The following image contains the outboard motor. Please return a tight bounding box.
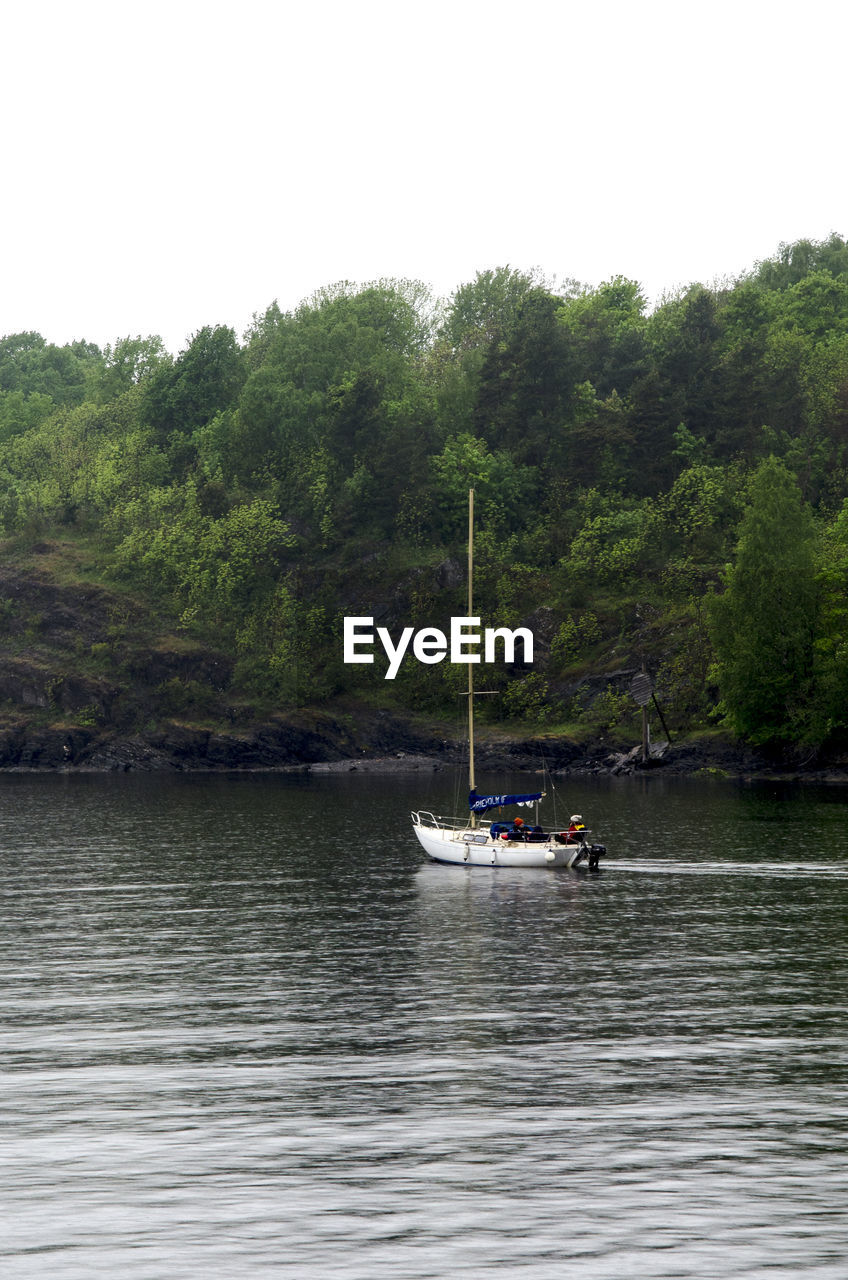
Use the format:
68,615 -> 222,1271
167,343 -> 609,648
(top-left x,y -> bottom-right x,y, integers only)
587,842 -> 606,871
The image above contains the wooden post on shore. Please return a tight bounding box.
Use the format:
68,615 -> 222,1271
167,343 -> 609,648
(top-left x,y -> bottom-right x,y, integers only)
629,669 -> 652,764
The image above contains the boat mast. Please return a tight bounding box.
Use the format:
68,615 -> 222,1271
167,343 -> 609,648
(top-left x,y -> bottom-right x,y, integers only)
468,488 -> 476,827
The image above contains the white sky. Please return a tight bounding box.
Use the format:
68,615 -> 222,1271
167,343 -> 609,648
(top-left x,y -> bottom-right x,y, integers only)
2,0 -> 845,354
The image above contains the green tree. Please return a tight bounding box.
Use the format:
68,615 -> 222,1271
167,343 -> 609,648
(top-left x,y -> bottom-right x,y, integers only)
142,325 -> 246,442
428,432 -> 535,538
99,335 -> 167,400
802,502 -> 848,746
646,285 -> 723,459
439,266 -> 548,352
557,276 -> 648,398
473,287 -> 576,471
751,234 -> 848,292
708,457 -> 817,744
0,331 -> 104,406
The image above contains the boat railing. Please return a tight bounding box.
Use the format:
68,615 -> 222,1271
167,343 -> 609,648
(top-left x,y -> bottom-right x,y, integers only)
411,810 -> 467,831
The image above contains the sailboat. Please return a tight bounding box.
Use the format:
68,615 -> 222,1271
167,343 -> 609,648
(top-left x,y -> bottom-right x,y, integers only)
411,490 -> 606,870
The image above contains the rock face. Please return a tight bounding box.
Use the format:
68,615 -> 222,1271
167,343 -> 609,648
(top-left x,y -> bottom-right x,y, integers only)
0,553 -> 240,767
0,711 -> 455,772
0,552 -> 475,772
0,550 -> 843,779
0,552 -> 458,771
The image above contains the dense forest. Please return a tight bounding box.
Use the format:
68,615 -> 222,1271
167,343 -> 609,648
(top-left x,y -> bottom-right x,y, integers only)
2,233 -> 848,766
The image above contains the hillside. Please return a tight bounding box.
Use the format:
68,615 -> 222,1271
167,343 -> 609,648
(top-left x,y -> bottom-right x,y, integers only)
0,536 -> 838,782
0,539 -> 443,770
2,237 -> 848,772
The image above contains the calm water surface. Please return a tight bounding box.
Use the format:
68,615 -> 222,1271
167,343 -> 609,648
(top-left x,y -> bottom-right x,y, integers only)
1,769 -> 847,1277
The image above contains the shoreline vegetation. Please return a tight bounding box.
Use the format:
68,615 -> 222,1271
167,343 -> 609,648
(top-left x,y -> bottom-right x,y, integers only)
3,238 -> 848,776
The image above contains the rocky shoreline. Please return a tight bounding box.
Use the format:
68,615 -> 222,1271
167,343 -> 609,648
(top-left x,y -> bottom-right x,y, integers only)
0,710 -> 846,784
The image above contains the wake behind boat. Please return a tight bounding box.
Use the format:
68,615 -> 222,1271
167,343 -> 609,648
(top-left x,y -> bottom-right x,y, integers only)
411,488 -> 607,871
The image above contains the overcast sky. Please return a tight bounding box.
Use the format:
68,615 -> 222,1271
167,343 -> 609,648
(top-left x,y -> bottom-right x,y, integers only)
3,0 -> 845,354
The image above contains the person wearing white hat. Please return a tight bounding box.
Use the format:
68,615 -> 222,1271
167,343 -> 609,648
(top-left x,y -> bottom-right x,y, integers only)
567,814 -> 586,842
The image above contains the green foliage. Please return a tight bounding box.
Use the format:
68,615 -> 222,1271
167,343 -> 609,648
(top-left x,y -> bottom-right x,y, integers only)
751,234 -> 848,291
99,336 -> 167,401
804,502 -> 848,745
0,332 -> 105,406
567,683 -> 635,735
232,579 -> 337,706
439,266 -> 549,352
429,433 -> 535,539
658,463 -> 744,583
3,242 -> 848,747
142,325 -> 246,447
0,389 -> 57,443
551,611 -> 601,666
474,287 -> 577,470
558,276 -> 648,398
112,483 -> 295,627
565,491 -> 662,586
501,673 -> 552,723
707,458 -> 817,744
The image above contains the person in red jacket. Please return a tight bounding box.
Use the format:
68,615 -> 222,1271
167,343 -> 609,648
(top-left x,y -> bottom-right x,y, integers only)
566,814 -> 586,843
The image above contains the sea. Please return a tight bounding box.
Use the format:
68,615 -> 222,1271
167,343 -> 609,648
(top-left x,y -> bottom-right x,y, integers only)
1,767 -> 847,1278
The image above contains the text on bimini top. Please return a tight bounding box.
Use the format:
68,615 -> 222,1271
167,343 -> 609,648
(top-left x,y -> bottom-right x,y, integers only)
343,616 -> 534,680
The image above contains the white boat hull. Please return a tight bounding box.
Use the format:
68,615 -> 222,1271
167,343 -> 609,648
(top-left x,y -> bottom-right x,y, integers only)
412,813 -> 594,869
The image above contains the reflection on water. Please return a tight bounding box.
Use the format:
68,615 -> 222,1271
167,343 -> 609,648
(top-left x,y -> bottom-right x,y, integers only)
0,771 -> 847,1277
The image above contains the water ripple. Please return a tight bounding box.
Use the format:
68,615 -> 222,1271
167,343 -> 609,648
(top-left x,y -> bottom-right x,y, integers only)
0,773 -> 847,1277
